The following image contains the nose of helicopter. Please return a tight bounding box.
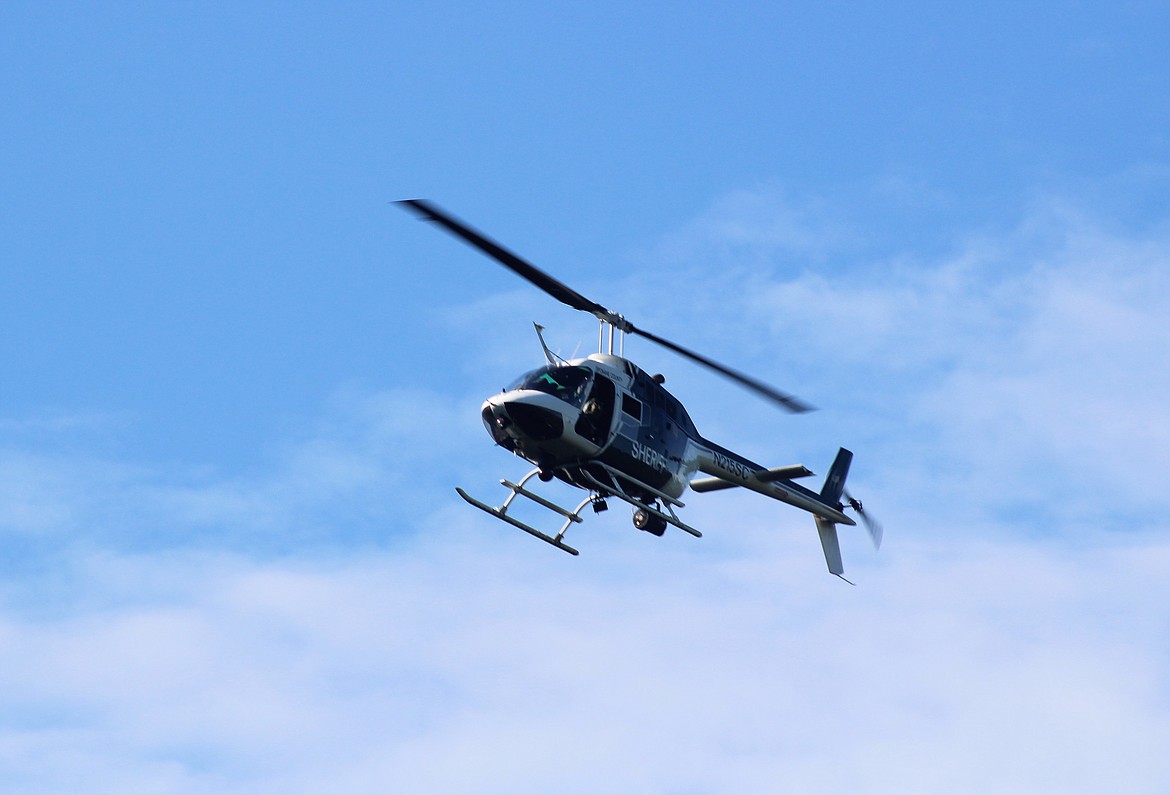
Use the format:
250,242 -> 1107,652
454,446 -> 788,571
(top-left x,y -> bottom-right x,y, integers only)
482,393 -> 566,443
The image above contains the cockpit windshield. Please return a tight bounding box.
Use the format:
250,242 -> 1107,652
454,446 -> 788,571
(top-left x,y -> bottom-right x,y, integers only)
507,365 -> 593,407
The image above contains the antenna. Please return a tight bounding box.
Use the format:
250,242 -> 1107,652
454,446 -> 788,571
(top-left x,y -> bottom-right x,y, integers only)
533,323 -> 565,366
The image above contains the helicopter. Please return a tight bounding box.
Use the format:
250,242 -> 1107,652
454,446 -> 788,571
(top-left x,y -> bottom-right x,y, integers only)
398,199 -> 881,581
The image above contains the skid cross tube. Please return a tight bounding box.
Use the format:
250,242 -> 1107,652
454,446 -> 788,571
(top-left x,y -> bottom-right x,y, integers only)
457,462 -> 706,554
455,468 -> 587,555
577,463 -> 703,539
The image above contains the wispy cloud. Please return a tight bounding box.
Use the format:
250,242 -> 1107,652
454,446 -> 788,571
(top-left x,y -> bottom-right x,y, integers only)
1,529 -> 1167,794
0,386 -> 480,560
2,191 -> 1169,793
626,190 -> 1170,534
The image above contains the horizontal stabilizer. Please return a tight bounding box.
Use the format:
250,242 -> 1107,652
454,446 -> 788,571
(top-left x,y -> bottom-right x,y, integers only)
760,465 -> 815,482
690,465 -> 814,493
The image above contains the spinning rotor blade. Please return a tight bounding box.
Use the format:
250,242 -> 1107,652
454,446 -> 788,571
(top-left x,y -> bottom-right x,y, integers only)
845,489 -> 883,549
629,325 -> 814,413
397,199 -> 620,323
398,199 -> 811,413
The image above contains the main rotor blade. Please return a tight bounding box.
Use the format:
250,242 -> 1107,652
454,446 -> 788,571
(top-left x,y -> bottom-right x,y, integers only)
399,199 -> 812,413
630,325 -> 815,413
397,199 -> 618,321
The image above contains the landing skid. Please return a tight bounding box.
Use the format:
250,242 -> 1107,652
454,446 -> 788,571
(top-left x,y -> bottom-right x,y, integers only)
456,464 -> 702,554
456,468 -> 587,555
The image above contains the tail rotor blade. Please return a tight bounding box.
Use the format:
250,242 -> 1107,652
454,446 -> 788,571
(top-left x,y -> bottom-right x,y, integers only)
845,489 -> 883,549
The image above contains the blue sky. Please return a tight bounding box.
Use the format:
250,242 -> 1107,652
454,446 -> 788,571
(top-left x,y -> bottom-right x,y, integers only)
3,2 -> 1170,792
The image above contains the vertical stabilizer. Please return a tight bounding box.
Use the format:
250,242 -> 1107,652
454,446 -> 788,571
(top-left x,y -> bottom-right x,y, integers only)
820,448 -> 853,506
817,449 -> 856,583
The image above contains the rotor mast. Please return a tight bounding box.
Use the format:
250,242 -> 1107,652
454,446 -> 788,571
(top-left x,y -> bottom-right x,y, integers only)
599,316 -> 626,356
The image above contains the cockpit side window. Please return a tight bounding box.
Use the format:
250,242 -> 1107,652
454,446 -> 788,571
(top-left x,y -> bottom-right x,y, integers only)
621,394 -> 642,420
508,365 -> 594,407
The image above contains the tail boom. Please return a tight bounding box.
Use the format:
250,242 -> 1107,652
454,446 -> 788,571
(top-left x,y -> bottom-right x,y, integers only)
694,442 -> 855,526
694,443 -> 862,578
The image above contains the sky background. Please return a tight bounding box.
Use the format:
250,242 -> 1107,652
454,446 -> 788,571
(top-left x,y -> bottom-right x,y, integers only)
3,2 -> 1170,792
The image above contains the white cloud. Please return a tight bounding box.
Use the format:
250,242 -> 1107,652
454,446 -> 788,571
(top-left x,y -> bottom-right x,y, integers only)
3,191 -> 1170,793
650,187 -> 852,265
0,527 -> 1167,794
631,191 -> 1170,533
0,386 -> 483,554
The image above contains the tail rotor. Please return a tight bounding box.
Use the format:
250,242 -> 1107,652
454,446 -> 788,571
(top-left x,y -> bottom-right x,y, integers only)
845,489 -> 883,550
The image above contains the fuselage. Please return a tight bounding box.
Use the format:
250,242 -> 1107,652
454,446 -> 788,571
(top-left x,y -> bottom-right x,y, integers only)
480,354 -> 702,499
481,354 -> 855,526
